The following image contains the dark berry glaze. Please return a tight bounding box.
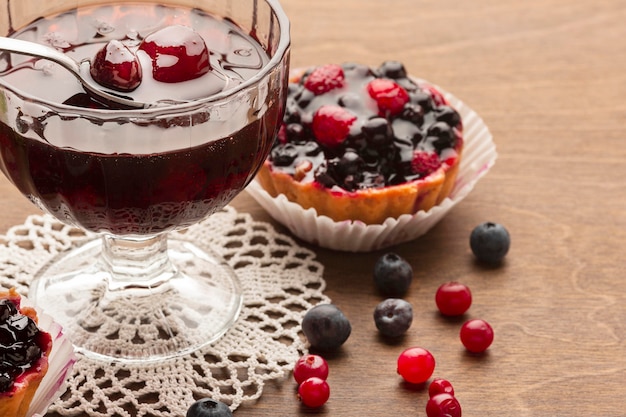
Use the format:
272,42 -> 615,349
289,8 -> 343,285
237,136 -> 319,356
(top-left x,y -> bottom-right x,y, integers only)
0,297 -> 50,393
268,61 -> 462,192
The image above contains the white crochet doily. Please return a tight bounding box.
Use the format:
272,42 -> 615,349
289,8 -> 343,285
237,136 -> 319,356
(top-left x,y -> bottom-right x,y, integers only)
0,206 -> 329,416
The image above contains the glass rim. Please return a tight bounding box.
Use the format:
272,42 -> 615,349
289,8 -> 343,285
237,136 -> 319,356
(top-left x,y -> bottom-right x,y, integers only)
0,0 -> 291,117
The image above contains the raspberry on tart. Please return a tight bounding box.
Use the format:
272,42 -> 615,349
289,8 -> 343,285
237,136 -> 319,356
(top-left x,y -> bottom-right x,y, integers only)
257,61 -> 464,224
0,288 -> 53,417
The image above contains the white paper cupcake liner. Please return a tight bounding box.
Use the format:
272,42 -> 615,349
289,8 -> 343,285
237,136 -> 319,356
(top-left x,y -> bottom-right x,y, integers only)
246,78 -> 497,252
19,297 -> 77,417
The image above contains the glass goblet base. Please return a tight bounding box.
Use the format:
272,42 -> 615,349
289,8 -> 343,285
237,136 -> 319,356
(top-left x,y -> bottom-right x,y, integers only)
29,233 -> 243,363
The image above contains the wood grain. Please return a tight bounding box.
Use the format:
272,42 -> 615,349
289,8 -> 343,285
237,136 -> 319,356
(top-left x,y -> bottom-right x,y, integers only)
1,0 -> 625,415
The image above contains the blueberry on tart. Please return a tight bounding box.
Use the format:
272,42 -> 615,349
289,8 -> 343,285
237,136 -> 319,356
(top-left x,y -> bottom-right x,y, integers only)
0,288 -> 53,417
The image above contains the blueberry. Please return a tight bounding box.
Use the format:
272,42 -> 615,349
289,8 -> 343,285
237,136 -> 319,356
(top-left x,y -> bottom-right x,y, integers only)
0,372 -> 12,392
373,252 -> 413,297
400,102 -> 424,125
342,62 -> 375,78
5,342 -> 28,366
0,324 -> 17,345
7,315 -> 39,340
314,161 -> 337,188
295,87 -> 315,108
270,144 -> 298,166
377,61 -> 407,79
302,304 -> 351,351
435,105 -> 461,126
285,123 -> 305,142
470,222 -> 511,264
426,122 -> 457,151
303,141 -> 322,157
409,90 -> 436,111
373,298 -> 413,338
360,146 -> 382,165
336,150 -> 363,177
5,343 -> 41,367
186,398 -> 233,417
0,300 -> 17,322
362,117 -> 393,147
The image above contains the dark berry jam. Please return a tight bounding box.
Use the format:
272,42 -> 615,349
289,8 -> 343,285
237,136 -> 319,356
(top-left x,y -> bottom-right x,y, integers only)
0,114 -> 279,235
269,62 -> 462,192
0,298 -> 48,393
0,4 -> 282,236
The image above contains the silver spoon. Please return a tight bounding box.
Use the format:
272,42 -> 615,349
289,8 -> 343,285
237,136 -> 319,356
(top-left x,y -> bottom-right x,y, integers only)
0,36 -> 148,109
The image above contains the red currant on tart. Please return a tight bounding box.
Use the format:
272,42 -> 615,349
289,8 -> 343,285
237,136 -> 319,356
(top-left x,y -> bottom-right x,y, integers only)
257,61 -> 463,224
0,288 -> 53,417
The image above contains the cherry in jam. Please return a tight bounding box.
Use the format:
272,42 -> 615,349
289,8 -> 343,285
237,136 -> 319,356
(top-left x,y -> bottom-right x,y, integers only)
90,40 -> 142,91
0,4 -> 279,236
138,25 -> 211,83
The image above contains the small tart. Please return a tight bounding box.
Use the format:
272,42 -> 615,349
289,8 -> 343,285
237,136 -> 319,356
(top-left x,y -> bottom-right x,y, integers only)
0,288 -> 52,417
257,62 -> 463,224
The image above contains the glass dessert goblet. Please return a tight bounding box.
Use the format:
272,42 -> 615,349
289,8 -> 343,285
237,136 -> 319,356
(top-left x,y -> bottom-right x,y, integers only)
0,0 -> 290,363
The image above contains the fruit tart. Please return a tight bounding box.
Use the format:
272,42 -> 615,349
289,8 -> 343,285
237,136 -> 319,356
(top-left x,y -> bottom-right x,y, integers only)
0,288 -> 53,417
256,61 -> 463,224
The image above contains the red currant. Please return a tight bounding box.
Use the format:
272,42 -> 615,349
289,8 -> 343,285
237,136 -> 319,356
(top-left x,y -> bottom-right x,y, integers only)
297,377 -> 330,408
396,347 -> 435,384
460,319 -> 494,353
428,378 -> 455,397
293,354 -> 329,385
426,393 -> 462,417
435,282 -> 472,316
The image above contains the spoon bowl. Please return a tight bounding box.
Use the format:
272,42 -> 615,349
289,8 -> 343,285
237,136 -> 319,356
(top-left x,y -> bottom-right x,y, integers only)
0,36 -> 151,109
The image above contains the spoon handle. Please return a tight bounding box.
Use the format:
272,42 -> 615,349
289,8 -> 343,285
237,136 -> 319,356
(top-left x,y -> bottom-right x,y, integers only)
0,36 -> 81,73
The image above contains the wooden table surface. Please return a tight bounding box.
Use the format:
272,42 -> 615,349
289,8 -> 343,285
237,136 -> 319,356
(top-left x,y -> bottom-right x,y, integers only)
1,0 -> 626,416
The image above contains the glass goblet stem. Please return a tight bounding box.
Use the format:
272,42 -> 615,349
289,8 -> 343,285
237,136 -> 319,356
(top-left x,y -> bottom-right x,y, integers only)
100,234 -> 176,291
